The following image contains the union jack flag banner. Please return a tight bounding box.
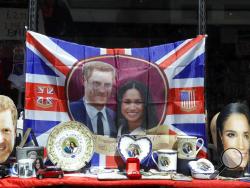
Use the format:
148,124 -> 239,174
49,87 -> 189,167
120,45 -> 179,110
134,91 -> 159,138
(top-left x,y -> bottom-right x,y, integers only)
25,31 -> 206,167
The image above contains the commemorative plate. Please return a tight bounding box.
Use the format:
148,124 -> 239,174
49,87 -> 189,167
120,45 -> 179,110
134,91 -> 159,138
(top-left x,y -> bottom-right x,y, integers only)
117,135 -> 152,165
47,121 -> 95,171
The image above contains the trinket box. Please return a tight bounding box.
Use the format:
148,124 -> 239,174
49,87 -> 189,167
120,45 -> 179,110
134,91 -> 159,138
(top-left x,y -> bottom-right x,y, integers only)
126,157 -> 141,179
189,158 -> 215,179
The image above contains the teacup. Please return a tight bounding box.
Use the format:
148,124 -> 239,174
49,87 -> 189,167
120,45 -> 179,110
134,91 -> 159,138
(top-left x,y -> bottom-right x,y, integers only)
177,135 -> 204,159
151,149 -> 177,172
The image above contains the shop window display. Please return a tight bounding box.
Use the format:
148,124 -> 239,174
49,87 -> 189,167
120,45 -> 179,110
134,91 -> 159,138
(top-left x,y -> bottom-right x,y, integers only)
1,0 -> 250,186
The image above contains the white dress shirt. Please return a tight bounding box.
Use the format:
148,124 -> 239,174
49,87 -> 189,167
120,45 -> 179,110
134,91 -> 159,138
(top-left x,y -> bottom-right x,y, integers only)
85,102 -> 110,135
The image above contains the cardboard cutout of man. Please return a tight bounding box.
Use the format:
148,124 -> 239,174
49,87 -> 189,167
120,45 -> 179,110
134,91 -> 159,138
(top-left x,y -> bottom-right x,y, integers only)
69,61 -> 117,137
0,95 -> 17,163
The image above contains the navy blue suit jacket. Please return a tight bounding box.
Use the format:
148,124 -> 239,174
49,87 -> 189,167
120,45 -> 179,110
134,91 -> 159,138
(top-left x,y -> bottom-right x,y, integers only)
64,146 -> 72,154
69,98 -> 117,138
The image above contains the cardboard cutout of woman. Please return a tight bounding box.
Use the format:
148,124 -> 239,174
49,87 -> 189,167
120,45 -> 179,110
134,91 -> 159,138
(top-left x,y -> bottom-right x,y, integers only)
216,102 -> 250,177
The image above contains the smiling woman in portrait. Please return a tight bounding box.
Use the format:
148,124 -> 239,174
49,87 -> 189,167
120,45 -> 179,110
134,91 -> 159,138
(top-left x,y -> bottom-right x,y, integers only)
117,80 -> 158,137
33,157 -> 44,172
216,102 -> 250,177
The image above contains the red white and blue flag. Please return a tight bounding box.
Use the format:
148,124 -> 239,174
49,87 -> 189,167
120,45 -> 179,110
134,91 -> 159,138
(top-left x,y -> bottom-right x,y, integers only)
25,31 -> 206,167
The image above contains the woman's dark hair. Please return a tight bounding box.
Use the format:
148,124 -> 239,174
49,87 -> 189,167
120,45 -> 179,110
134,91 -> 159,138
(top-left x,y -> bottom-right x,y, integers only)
70,141 -> 77,147
33,157 -> 44,170
117,80 -> 158,134
216,102 -> 250,159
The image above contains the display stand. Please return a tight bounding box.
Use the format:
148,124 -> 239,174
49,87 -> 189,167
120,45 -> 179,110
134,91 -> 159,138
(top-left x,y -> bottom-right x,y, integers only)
18,128 -> 39,148
1,177 -> 250,188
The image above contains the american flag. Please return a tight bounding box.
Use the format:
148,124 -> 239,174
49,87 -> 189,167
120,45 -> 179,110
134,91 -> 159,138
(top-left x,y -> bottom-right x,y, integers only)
180,90 -> 196,112
25,31 -> 206,167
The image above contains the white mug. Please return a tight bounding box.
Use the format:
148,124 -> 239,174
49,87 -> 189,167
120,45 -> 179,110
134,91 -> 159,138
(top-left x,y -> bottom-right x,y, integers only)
177,135 -> 204,159
151,149 -> 177,172
12,159 -> 35,178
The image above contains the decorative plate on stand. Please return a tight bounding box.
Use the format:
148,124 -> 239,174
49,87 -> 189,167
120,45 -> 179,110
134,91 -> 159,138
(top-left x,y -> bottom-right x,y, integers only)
117,135 -> 152,164
47,121 -> 95,171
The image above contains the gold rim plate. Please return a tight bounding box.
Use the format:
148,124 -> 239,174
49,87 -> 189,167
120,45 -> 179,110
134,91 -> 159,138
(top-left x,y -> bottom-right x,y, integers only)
47,121 -> 95,171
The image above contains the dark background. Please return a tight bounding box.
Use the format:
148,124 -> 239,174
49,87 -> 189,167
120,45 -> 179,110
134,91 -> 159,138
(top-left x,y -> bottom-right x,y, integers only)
1,0 -> 250,147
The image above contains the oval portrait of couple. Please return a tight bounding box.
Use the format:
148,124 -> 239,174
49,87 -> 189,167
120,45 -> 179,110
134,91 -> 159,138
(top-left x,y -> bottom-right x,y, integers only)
66,55 -> 168,138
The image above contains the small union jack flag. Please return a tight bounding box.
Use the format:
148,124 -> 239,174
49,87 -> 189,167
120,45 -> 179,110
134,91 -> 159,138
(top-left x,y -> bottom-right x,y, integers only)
36,86 -> 54,108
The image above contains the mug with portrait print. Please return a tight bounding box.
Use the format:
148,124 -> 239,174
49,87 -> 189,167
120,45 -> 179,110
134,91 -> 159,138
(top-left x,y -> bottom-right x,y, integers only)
16,146 -> 44,161
177,135 -> 204,160
11,159 -> 35,178
151,149 -> 177,172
